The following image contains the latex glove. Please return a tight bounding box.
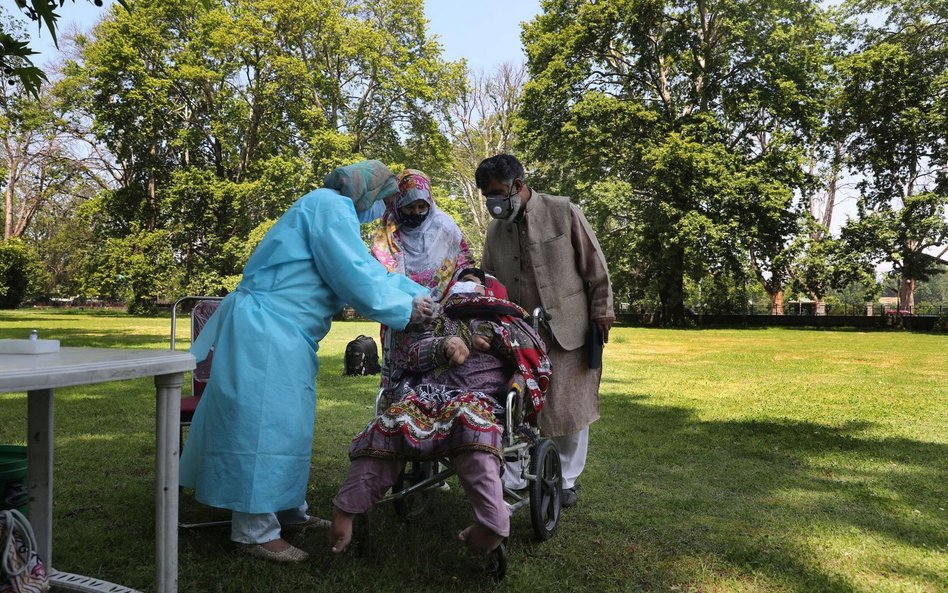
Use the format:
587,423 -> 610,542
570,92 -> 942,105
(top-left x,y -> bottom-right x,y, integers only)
409,294 -> 436,325
594,317 -> 614,344
442,337 -> 470,366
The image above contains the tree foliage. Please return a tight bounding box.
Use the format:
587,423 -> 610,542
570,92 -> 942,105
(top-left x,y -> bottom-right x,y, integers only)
45,0 -> 461,309
838,0 -> 948,310
518,0 -> 831,323
2,0 -> 946,316
0,236 -> 44,307
0,1 -> 130,97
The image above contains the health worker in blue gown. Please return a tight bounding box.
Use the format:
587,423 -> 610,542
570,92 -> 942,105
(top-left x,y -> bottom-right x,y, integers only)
179,160 -> 435,563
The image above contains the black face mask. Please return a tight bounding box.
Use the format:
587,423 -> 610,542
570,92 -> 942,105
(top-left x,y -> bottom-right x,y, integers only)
400,210 -> 429,228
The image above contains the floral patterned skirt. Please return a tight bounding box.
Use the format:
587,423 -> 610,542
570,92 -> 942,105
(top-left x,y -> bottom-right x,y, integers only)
349,384 -> 504,461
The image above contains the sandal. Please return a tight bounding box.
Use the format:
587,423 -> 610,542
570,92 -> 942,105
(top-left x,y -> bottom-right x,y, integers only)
282,515 -> 331,533
243,543 -> 309,563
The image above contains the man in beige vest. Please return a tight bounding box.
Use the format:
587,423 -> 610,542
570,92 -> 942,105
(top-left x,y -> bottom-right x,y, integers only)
477,154 -> 614,507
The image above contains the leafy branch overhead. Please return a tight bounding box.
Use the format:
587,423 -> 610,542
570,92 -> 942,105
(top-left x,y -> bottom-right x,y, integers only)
1,1 -> 131,96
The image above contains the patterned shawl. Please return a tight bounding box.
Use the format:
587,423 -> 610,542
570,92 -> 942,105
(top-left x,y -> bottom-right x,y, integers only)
371,169 -> 472,299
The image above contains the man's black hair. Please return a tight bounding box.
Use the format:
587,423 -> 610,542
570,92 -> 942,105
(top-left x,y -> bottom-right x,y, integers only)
475,154 -> 525,189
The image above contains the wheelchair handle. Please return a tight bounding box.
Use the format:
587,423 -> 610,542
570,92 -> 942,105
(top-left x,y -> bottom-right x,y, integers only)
530,307 -> 550,332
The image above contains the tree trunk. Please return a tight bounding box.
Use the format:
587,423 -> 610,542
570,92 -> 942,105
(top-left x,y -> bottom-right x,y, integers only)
148,143 -> 158,231
769,289 -> 784,315
658,246 -> 685,325
3,148 -> 19,240
4,179 -> 13,240
898,277 -> 915,313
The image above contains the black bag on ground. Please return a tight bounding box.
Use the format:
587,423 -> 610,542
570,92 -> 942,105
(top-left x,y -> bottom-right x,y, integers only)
344,335 -> 381,376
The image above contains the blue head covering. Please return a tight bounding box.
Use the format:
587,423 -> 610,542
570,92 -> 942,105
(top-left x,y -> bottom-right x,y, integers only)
323,160 -> 398,212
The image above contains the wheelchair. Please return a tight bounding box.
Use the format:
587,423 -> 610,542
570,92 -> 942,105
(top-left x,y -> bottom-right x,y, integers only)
371,307 -> 562,580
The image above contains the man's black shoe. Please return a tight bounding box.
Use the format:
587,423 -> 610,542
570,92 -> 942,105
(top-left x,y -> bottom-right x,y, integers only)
561,487 -> 578,507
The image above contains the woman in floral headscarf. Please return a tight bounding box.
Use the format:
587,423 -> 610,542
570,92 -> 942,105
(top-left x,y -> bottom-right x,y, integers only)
371,169 -> 473,388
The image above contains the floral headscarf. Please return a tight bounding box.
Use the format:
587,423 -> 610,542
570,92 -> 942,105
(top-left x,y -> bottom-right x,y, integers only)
371,169 -> 472,300
323,160 -> 397,212
392,169 -> 433,224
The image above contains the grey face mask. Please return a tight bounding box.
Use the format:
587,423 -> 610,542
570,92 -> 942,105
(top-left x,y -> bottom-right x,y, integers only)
485,184 -> 521,221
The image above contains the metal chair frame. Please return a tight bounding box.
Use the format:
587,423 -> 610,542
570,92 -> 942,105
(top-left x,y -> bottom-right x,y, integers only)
170,295 -> 228,529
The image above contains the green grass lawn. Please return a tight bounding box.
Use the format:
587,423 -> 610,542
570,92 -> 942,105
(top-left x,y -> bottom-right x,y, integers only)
0,310 -> 945,593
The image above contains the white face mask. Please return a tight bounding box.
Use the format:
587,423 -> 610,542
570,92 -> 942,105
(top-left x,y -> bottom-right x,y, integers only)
448,281 -> 481,298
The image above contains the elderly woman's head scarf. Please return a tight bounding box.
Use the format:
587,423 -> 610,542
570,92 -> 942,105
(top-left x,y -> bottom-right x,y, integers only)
323,160 -> 397,212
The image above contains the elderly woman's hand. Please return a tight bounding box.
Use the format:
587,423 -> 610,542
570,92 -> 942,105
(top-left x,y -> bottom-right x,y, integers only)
470,321 -> 494,352
442,337 -> 470,366
471,334 -> 491,352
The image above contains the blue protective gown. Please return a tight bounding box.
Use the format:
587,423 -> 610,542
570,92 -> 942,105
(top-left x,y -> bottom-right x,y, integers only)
179,188 -> 426,514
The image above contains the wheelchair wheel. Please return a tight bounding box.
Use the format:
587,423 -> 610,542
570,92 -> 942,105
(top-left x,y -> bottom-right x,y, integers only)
529,438 -> 562,541
392,460 -> 436,520
487,538 -> 508,581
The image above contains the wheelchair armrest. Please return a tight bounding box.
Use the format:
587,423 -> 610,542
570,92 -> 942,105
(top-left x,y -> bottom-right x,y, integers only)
505,390 -> 517,444
504,380 -> 526,434
374,387 -> 387,416
375,380 -> 409,416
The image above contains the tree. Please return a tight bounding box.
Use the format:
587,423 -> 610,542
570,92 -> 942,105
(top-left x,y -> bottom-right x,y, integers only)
788,217 -> 848,315
442,62 -> 527,255
0,78 -> 83,240
55,0 -> 461,309
0,236 -> 44,307
915,261 -> 948,308
840,0 -> 948,312
518,0 -> 831,323
840,195 -> 948,312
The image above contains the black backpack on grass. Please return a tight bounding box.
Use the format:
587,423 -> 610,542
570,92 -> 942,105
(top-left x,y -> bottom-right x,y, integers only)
344,335 -> 381,376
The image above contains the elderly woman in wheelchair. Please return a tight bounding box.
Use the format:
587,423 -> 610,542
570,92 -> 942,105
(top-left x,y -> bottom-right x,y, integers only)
330,270 -> 556,565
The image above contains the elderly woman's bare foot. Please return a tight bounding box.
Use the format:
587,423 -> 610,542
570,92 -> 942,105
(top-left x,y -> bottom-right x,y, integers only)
330,507 -> 354,554
458,523 -> 503,554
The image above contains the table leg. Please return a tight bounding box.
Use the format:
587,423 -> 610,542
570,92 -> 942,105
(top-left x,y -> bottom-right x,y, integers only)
155,372 -> 182,593
26,388 -> 54,568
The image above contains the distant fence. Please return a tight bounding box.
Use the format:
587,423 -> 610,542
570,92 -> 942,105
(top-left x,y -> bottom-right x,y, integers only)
615,301 -> 947,329
21,297 -> 947,330
616,309 -> 944,330
24,297 -> 126,309
743,303 -> 948,317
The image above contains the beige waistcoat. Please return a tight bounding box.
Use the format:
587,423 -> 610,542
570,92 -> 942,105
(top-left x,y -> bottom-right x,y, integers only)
483,192 -> 613,351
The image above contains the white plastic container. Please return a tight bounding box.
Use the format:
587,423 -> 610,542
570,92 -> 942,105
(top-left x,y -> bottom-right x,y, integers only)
0,339 -> 61,354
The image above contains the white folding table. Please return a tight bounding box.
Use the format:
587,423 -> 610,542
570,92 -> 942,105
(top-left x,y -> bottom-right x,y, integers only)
0,347 -> 195,593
